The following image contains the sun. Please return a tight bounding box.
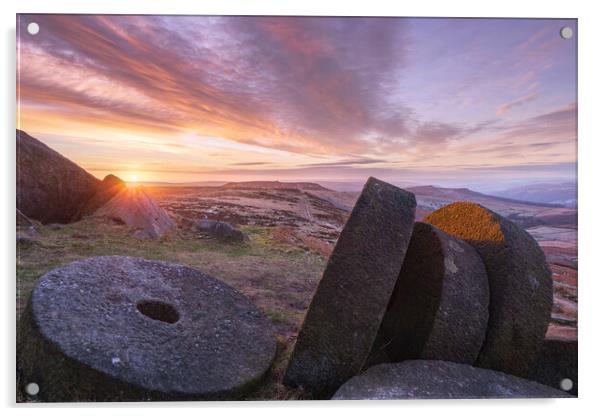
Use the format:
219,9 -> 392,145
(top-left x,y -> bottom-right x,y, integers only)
127,174 -> 140,188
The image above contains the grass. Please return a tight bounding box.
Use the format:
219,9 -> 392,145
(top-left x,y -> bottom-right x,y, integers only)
16,217 -> 328,401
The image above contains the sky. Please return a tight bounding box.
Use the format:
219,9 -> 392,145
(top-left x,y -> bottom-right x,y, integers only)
16,15 -> 577,190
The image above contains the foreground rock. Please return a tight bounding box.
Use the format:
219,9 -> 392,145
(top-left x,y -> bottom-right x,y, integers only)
18,256 -> 276,401
283,177 -> 416,397
93,186 -> 175,239
527,339 -> 577,396
370,222 -> 489,365
424,202 -> 553,377
195,219 -> 249,243
332,361 -> 572,400
16,129 -> 100,224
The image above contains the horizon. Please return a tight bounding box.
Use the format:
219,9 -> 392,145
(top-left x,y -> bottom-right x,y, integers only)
17,15 -> 577,190
126,176 -> 577,194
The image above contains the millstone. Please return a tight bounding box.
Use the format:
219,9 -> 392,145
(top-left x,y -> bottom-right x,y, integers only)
332,361 -> 572,400
283,177 -> 416,397
17,256 -> 277,401
424,202 -> 553,377
369,222 -> 489,365
527,339 -> 577,396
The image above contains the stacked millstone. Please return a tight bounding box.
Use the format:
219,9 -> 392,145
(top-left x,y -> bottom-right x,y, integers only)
423,202 -> 554,377
17,256 -> 276,401
367,222 -> 490,366
283,177 -> 417,398
327,199 -> 564,400
280,178 -> 565,400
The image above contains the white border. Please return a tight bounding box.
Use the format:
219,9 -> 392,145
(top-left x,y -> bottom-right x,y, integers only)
2,1 -> 601,415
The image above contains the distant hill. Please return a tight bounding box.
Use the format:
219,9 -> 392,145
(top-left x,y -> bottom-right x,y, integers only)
407,185 -> 576,228
147,179 -> 576,229
490,182 -> 577,208
314,180 -> 422,192
408,185 -> 564,208
141,181 -> 227,187
220,181 -> 330,192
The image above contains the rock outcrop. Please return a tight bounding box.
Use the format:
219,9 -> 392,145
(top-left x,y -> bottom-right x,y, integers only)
93,186 -> 175,239
81,174 -> 127,216
17,256 -> 277,401
369,222 -> 489,366
332,361 -> 571,399
195,219 -> 249,242
424,202 -> 553,377
283,177 -> 416,397
16,130 -> 172,240
16,129 -> 100,224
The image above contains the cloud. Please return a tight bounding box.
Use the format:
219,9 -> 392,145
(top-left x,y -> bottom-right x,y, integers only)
229,162 -> 271,166
16,15 -> 577,186
18,15 -> 420,156
496,91 -> 539,116
17,15 -> 499,158
413,122 -> 464,144
302,158 -> 388,167
498,102 -> 577,141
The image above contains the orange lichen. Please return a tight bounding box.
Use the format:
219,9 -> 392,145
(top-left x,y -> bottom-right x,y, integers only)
424,201 -> 505,243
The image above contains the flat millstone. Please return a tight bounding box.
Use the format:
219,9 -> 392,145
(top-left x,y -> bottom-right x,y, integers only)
527,339 -> 577,396
283,177 -> 416,397
424,202 -> 553,377
369,222 -> 489,365
332,361 -> 572,399
18,256 -> 276,401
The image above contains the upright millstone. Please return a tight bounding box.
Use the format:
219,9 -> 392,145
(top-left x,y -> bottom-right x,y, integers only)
369,222 -> 489,365
424,202 -> 553,377
17,256 -> 277,401
283,177 -> 416,398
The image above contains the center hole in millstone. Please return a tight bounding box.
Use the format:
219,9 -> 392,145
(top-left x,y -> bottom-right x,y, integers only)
136,300 -> 180,324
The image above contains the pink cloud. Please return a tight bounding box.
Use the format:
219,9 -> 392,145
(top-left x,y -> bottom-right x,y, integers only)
496,91 -> 539,116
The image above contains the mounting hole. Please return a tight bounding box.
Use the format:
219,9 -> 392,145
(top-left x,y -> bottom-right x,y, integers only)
560,26 -> 573,40
25,382 -> 39,396
136,300 -> 180,324
559,378 -> 573,391
27,22 -> 40,36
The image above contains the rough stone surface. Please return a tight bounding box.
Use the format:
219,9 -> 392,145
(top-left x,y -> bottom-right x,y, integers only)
81,174 -> 127,216
17,256 -> 277,401
93,186 -> 176,239
283,177 -> 416,397
424,202 -> 553,377
527,339 -> 577,396
196,219 -> 249,243
369,222 -> 489,365
332,361 -> 572,400
16,129 -> 100,224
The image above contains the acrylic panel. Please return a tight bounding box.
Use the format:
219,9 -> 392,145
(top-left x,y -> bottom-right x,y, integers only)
16,14 -> 577,402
